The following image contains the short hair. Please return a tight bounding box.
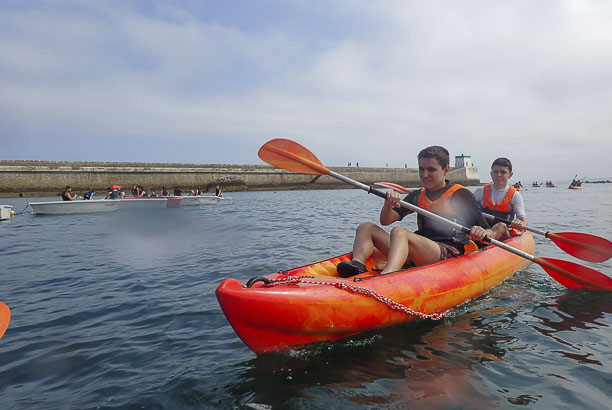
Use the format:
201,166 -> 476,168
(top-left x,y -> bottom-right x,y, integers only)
491,157 -> 512,172
418,146 -> 450,168
65,185 -> 71,189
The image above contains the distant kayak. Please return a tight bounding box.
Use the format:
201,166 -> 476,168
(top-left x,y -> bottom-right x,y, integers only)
217,232 -> 535,354
0,302 -> 10,340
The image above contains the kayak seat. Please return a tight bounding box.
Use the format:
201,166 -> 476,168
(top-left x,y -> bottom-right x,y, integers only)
463,240 -> 479,255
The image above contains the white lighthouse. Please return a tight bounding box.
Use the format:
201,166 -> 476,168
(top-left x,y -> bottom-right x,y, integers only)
455,154 -> 473,168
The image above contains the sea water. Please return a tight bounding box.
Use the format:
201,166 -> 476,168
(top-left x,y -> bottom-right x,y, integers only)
0,186 -> 611,409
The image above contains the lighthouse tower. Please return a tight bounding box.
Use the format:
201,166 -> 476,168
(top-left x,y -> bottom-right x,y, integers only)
455,154 -> 472,168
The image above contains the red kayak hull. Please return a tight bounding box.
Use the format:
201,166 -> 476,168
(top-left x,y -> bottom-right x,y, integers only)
216,232 -> 535,354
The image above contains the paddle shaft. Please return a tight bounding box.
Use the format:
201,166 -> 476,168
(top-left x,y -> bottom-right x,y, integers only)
483,213 -> 545,236
483,213 -> 611,258
259,139 -> 612,291
326,171 -> 547,261
374,181 -> 612,262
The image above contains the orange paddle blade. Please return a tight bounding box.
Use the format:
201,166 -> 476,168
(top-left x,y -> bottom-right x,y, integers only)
0,302 -> 10,340
374,182 -> 412,194
535,257 -> 612,291
258,139 -> 330,175
547,232 -> 612,263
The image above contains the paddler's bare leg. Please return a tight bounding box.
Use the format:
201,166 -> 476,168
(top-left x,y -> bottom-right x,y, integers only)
350,222 -> 391,264
381,227 -> 442,274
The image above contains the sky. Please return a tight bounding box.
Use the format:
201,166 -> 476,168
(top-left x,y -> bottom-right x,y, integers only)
1,0 -> 612,182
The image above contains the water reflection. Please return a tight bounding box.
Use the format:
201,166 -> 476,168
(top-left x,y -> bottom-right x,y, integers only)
529,291 -> 612,366
226,303 -> 532,409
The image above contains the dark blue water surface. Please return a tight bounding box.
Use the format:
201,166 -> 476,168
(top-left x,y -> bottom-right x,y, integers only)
1,186 -> 611,409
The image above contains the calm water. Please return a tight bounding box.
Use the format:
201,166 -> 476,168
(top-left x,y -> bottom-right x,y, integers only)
1,185 -> 611,409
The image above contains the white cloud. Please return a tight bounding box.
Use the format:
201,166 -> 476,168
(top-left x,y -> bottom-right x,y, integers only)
1,0 -> 612,180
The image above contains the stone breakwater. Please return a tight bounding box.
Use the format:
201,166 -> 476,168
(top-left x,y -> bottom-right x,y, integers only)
0,160 -> 481,197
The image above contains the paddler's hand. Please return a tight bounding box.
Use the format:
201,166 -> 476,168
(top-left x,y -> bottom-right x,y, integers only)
509,218 -> 524,230
385,190 -> 402,207
468,226 -> 489,242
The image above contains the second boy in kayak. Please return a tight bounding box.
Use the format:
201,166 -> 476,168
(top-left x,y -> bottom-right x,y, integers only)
473,157 -> 527,241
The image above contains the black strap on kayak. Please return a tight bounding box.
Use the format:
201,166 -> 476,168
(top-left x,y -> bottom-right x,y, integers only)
244,276 -> 271,288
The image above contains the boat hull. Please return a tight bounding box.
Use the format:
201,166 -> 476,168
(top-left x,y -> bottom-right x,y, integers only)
29,200 -> 119,215
199,196 -> 218,205
0,205 -> 12,220
216,232 -> 535,354
178,196 -> 200,206
117,198 -> 167,210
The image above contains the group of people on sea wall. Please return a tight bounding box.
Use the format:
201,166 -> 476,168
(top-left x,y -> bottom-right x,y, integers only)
61,184 -> 224,201
336,145 -> 527,277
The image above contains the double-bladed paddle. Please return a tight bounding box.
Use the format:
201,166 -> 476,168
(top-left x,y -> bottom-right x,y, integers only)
259,138 -> 612,291
374,181 -> 612,263
0,302 -> 10,340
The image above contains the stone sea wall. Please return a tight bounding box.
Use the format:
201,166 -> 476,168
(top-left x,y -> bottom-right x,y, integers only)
0,160 -> 481,197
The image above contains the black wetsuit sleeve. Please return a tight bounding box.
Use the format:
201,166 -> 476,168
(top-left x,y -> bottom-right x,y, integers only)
393,190 -> 419,220
451,188 -> 491,229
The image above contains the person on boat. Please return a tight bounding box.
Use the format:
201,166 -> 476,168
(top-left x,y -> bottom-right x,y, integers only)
83,189 -> 95,200
173,186 -> 183,196
137,186 -> 147,197
194,187 -> 202,196
131,184 -> 138,196
105,185 -> 125,199
61,185 -> 77,201
161,186 -> 169,196
148,190 -> 158,197
215,185 -> 222,197
336,145 -> 494,278
473,158 -> 527,241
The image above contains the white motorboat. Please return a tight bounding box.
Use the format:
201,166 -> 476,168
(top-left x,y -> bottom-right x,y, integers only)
0,205 -> 13,220
116,198 -> 167,210
29,200 -> 119,215
199,196 -> 218,205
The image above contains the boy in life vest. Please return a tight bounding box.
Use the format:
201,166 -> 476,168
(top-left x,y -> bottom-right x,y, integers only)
473,157 -> 527,241
337,145 -> 494,278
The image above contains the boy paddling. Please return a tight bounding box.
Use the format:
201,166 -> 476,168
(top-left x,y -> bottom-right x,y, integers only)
473,158 -> 527,241
337,146 -> 494,278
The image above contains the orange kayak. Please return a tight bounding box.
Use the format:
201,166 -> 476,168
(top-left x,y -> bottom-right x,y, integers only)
216,232 -> 535,354
0,302 -> 10,340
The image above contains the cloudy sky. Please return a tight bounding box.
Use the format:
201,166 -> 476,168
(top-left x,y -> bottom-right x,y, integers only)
1,0 -> 611,181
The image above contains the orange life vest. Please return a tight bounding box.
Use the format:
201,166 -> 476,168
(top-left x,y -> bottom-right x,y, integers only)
417,184 -> 463,213
482,184 -> 515,218
415,184 -> 469,247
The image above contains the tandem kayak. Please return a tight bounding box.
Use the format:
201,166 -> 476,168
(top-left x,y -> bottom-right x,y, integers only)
216,232 -> 535,354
